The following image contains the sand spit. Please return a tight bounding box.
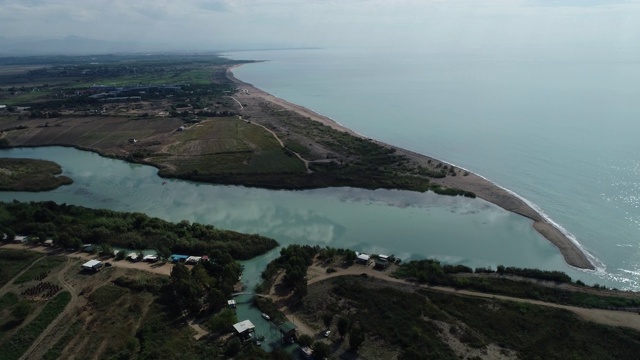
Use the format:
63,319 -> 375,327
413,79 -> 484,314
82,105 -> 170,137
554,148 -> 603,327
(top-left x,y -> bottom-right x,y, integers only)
226,65 -> 594,270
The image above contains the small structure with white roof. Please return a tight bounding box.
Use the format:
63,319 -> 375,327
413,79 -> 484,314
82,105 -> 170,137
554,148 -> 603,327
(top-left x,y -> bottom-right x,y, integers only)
82,259 -> 103,272
356,253 -> 371,265
233,320 -> 255,339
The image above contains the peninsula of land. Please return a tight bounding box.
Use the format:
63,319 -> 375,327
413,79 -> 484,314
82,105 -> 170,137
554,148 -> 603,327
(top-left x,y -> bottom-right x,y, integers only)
0,54 -> 593,270
0,158 -> 72,191
226,66 -> 594,270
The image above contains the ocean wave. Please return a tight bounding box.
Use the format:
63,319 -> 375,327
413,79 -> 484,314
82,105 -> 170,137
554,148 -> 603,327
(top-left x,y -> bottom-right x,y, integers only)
440,163 -> 606,273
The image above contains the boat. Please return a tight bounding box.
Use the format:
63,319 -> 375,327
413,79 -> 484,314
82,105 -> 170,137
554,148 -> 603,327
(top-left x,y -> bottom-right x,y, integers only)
261,313 -> 270,320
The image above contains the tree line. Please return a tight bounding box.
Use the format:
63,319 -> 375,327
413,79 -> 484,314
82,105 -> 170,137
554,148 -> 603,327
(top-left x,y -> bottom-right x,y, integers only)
0,200 -> 278,260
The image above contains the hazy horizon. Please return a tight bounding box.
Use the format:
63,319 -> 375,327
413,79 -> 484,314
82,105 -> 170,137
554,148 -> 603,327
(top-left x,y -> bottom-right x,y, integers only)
1,0 -> 639,55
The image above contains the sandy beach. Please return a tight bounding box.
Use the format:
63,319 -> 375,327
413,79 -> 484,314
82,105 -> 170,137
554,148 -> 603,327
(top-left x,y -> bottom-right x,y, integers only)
226,65 -> 595,270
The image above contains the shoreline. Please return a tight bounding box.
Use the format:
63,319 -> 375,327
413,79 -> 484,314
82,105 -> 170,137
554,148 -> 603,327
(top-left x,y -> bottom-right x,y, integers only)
226,65 -> 595,270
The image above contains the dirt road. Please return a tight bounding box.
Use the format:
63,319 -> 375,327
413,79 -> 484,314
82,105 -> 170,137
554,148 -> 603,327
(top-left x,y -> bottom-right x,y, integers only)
305,262 -> 640,331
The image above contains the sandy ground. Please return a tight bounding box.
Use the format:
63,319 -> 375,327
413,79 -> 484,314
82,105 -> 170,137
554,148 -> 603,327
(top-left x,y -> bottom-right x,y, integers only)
226,65 -> 594,270
1,243 -> 173,276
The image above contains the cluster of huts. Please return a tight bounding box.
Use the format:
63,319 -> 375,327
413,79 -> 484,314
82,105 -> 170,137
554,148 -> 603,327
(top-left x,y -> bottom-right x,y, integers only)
356,252 -> 393,269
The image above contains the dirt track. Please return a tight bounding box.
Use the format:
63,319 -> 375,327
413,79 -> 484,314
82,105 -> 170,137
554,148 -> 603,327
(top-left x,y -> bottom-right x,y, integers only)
304,262 -> 640,331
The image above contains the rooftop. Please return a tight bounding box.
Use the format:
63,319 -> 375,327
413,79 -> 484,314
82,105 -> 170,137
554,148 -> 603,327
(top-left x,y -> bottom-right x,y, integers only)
233,320 -> 255,334
82,259 -> 101,268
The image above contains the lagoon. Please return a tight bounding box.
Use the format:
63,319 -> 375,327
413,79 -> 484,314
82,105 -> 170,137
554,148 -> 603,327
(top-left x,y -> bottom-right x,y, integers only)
0,146 -> 616,289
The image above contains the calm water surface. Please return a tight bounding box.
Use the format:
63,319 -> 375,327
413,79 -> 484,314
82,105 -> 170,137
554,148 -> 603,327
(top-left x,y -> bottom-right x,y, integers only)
229,47 -> 640,290
0,147 -> 617,289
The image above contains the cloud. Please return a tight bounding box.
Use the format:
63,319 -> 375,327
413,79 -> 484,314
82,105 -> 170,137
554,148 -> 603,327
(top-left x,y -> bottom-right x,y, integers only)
0,0 -> 638,51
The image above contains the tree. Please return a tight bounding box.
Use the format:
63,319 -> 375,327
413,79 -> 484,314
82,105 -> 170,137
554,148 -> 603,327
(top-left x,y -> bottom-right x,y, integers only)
225,337 -> 242,357
344,250 -> 356,265
322,313 -> 333,328
3,228 -> 15,242
208,308 -> 237,333
99,243 -> 114,257
12,301 -> 32,322
338,316 -> 350,339
297,334 -> 313,348
156,246 -> 171,261
349,322 -> 365,350
312,341 -> 330,359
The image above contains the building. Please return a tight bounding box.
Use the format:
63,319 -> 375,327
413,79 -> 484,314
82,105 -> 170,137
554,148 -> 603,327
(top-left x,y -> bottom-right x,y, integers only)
227,300 -> 236,309
0,105 -> 7,111
127,253 -> 140,262
82,259 -> 103,272
185,256 -> 202,264
43,239 -> 54,247
356,253 -> 371,265
13,235 -> 28,243
233,320 -> 255,339
278,321 -> 297,343
170,254 -> 189,263
142,254 -> 158,262
374,258 -> 389,269
300,346 -> 313,359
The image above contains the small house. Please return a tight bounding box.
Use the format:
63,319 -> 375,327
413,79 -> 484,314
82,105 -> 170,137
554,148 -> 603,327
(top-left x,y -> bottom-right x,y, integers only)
127,253 -> 140,262
227,300 -> 236,309
374,258 -> 389,269
356,254 -> 371,265
278,321 -> 297,343
43,239 -> 54,247
300,346 -> 313,359
170,254 -> 189,263
185,256 -> 202,264
82,259 -> 103,272
233,320 -> 255,339
13,235 -> 28,243
142,254 -> 158,262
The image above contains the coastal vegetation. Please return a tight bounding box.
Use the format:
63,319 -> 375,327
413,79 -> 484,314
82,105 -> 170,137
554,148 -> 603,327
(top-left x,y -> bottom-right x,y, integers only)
394,259 -> 640,310
253,245 -> 640,359
0,201 -> 278,259
0,158 -> 72,191
304,276 -> 640,360
0,53 -> 475,199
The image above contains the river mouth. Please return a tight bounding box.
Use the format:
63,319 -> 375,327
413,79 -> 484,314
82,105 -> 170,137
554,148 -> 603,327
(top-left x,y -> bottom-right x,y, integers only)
0,146 -> 630,291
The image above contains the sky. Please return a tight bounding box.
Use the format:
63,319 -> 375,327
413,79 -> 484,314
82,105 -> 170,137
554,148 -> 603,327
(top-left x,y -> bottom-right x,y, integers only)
0,0 -> 639,52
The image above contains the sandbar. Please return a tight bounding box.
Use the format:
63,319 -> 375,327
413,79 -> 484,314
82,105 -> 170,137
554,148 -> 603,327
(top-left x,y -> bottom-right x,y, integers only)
226,65 -> 594,270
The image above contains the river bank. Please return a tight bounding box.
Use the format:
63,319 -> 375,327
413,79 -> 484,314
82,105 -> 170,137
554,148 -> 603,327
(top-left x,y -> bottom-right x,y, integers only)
226,65 -> 595,270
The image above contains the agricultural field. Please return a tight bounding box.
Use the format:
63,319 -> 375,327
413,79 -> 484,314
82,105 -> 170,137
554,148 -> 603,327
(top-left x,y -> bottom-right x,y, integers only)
0,53 -> 467,195
0,248 -> 281,360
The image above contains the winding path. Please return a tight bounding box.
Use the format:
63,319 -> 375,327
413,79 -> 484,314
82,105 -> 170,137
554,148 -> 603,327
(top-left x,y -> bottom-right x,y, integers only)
234,110 -> 314,173
305,264 -> 640,332
0,255 -> 45,294
19,257 -> 78,360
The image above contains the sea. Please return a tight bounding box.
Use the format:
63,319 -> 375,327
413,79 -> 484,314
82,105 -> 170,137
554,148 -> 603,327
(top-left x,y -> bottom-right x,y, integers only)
226,46 -> 640,290
1,46 -> 639,293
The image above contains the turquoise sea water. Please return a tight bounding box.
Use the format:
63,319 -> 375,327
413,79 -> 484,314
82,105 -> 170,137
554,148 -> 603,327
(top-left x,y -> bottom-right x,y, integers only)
1,48 -> 638,291
228,47 -> 640,290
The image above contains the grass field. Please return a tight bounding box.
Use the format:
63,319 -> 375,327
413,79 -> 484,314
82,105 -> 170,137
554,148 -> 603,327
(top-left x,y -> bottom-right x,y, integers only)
0,291 -> 71,360
0,250 -> 42,287
153,118 -> 306,175
13,256 -> 65,284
